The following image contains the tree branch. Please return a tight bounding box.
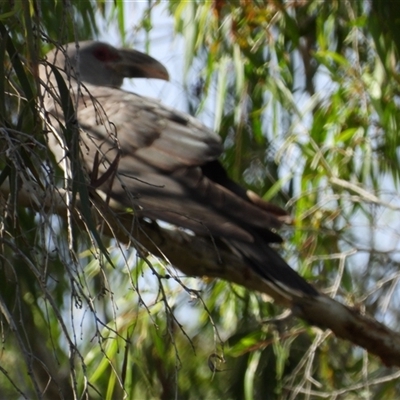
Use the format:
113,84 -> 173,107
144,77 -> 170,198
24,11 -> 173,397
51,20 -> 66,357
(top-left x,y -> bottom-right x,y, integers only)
2,181 -> 400,367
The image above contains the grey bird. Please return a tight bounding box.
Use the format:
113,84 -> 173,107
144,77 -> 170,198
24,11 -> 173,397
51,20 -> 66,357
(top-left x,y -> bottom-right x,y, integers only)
40,41 -> 318,300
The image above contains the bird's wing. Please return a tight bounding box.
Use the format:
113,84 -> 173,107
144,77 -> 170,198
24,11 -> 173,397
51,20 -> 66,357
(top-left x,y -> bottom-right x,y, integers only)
56,85 -> 284,242
79,87 -> 223,170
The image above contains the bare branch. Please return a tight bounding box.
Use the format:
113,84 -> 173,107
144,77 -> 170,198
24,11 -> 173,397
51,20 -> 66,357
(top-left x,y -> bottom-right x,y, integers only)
2,180 -> 400,367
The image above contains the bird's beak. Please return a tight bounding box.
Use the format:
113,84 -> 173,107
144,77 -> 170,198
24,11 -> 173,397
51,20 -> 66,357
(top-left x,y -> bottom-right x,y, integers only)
115,49 -> 169,81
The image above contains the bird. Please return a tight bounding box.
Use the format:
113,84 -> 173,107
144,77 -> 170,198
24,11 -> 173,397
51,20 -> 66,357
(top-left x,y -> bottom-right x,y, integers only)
40,41 -> 319,301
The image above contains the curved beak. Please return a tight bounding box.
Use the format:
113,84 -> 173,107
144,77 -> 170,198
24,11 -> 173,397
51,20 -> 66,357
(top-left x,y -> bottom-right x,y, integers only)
114,49 -> 169,81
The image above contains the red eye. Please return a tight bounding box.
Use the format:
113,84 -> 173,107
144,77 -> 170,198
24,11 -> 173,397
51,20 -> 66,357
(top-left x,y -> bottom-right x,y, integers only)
93,46 -> 120,62
93,48 -> 108,61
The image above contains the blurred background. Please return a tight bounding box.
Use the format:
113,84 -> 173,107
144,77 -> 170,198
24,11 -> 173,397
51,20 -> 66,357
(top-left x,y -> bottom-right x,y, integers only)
1,1 -> 400,399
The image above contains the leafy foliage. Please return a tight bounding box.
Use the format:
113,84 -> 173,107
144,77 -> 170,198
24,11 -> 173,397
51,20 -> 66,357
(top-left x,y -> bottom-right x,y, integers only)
1,1 -> 400,399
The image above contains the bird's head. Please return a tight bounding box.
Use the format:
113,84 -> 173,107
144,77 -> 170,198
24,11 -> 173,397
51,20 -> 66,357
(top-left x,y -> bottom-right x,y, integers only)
46,41 -> 169,87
